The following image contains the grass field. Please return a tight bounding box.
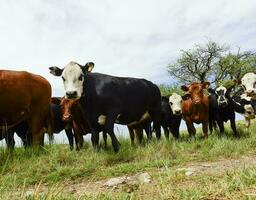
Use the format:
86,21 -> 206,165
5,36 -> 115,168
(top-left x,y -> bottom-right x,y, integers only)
1,121 -> 256,199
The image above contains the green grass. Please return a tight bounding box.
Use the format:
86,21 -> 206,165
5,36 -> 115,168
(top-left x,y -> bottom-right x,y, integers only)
1,121 -> 256,199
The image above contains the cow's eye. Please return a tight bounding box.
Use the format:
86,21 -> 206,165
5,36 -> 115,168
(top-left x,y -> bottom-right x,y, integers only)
78,75 -> 83,81
62,77 -> 66,82
170,102 -> 173,105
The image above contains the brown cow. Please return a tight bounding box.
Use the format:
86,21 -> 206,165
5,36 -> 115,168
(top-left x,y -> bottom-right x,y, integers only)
0,70 -> 52,146
181,82 -> 210,137
56,98 -> 107,150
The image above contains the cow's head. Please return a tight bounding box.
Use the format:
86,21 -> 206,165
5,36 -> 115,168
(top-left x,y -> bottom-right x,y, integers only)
60,98 -> 79,122
49,61 -> 94,99
215,86 -> 229,107
181,82 -> 210,105
169,93 -> 182,115
241,72 -> 256,97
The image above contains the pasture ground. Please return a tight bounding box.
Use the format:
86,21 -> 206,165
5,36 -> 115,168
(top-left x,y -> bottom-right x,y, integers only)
1,121 -> 256,199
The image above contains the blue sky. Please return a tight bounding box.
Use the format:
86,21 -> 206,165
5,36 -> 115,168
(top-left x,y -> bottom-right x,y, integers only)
0,0 -> 255,145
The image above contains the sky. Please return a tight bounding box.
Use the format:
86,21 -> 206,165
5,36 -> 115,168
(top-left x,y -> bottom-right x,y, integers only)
0,0 -> 256,97
0,0 -> 255,145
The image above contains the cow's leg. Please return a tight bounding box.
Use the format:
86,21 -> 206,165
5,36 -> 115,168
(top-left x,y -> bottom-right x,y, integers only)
202,121 -> 208,138
150,105 -> 162,140
245,117 -> 250,129
103,131 -> 108,148
91,130 -> 100,149
153,121 -> 161,140
170,126 -> 180,139
216,120 -> 224,134
72,121 -> 84,150
144,123 -> 152,140
5,131 -> 15,151
230,118 -> 239,137
209,119 -> 213,134
186,121 -> 196,137
105,113 -> 120,152
64,128 -> 74,150
135,128 -> 143,145
128,126 -> 135,146
29,116 -> 45,147
170,118 -> 181,139
162,125 -> 170,141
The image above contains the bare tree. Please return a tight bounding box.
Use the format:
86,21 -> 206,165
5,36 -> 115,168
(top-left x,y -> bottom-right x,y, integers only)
167,41 -> 256,86
167,40 -> 228,84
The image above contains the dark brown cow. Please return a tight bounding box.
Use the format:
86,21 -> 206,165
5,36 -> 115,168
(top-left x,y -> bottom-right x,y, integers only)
181,82 -> 210,137
0,70 -> 52,146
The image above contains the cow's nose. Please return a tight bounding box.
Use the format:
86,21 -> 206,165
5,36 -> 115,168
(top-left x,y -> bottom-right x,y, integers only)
63,114 -> 72,121
66,91 -> 77,99
174,110 -> 181,115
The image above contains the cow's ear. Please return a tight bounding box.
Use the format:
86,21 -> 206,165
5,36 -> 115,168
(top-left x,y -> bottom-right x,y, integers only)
208,88 -> 215,94
84,62 -> 94,73
51,97 -> 62,105
181,85 -> 189,91
202,82 -> 210,89
49,66 -> 63,76
182,93 -> 190,100
234,79 -> 241,84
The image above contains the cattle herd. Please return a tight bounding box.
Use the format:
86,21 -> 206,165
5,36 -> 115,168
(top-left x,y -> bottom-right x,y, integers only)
0,62 -> 256,152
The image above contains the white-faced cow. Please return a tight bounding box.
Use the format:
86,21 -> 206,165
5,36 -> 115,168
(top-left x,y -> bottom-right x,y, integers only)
49,61 -> 162,152
241,72 -> 256,97
160,93 -> 183,139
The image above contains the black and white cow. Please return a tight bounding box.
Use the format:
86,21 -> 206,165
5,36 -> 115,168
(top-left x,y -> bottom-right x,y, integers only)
232,94 -> 256,128
240,72 -> 256,97
160,93 -> 182,140
49,61 -> 162,152
208,86 -> 239,137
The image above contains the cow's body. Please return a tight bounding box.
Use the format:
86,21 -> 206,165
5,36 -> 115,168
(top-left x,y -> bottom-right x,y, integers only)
49,62 -> 162,152
0,70 -> 52,146
232,94 -> 256,128
160,95 -> 182,139
208,86 -> 239,136
181,82 -> 210,137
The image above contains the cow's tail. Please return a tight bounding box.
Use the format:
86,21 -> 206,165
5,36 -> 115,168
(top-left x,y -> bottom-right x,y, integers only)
45,105 -> 54,144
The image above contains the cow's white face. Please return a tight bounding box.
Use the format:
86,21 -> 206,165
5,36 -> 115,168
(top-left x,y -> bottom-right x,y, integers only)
62,62 -> 84,99
49,61 -> 94,99
241,73 -> 256,96
169,93 -> 182,115
215,86 -> 228,106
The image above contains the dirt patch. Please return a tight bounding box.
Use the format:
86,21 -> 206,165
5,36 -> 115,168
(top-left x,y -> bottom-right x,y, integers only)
175,155 -> 256,176
25,155 -> 256,198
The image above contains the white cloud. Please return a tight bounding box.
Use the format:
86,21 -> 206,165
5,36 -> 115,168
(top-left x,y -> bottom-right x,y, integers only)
0,0 -> 255,96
